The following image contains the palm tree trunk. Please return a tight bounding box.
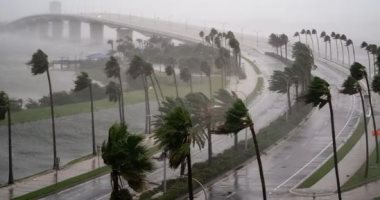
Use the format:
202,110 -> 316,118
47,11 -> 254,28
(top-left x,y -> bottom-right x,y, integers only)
327,99 -> 342,200
329,42 -> 333,61
248,124 -> 266,200
352,43 -> 356,62
152,71 -> 164,100
173,73 -> 179,98
335,40 -> 339,62
118,76 -> 125,124
118,97 -> 122,123
111,170 -> 120,197
346,46 -> 351,65
186,153 -> 194,200
305,35 -> 308,45
287,82 -> 291,115
142,76 -> 148,134
368,52 -> 372,80
340,40 -> 345,66
149,76 -> 161,108
364,75 -> 379,163
280,46 -> 283,57
221,67 -> 225,89
325,42 -> 328,59
207,125 -> 212,165
189,75 -> 193,93
7,107 -> 13,184
143,75 -> 151,134
46,69 -> 57,169
310,35 -> 315,55
316,35 -> 320,56
295,80 -> 299,99
208,75 -> 213,98
89,84 -> 96,156
358,88 -> 370,177
373,54 -> 377,75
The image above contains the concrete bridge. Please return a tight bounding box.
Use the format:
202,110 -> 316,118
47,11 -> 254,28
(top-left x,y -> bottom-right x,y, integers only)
3,13 -> 193,44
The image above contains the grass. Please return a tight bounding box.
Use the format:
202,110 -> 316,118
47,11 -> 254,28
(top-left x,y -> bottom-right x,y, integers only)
342,141 -> 380,191
298,118 -> 366,188
12,144 -> 159,200
139,102 -> 313,200
1,75 -> 222,125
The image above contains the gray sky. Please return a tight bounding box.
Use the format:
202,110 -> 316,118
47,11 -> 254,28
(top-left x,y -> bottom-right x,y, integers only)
0,0 -> 379,43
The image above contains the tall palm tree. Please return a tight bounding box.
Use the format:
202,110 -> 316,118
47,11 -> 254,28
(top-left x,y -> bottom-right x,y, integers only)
180,67 -> 193,93
214,92 -> 267,200
324,35 -> 332,60
107,39 -> 114,51
153,98 -> 206,200
280,34 -> 289,59
200,61 -> 212,98
341,76 -> 370,177
351,62 -> 379,163
73,72 -> 96,156
0,91 -> 13,184
294,32 -> 301,42
102,123 -> 153,200
304,77 -> 342,200
331,32 -> 339,61
105,56 -> 125,124
268,33 -> 280,55
270,70 -> 292,114
306,30 -> 314,54
165,65 -> 179,97
361,42 -> 372,79
346,39 -> 356,63
199,31 -> 205,44
300,29 -> 307,44
312,29 -> 320,56
27,49 -> 58,169
105,81 -> 123,122
340,34 -> 347,65
369,44 -> 378,75
320,31 -> 327,58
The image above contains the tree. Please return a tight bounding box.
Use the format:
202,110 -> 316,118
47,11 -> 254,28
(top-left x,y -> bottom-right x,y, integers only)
268,33 -> 280,55
0,91 -> 13,184
102,123 -> 153,200
306,30 -> 314,54
280,34 -> 289,59
269,70 -> 292,114
180,67 -> 193,93
292,42 -> 314,89
324,35 -> 332,60
107,39 -> 114,51
200,61 -> 212,98
215,93 -> 267,200
340,34 -> 347,65
73,72 -> 96,155
369,44 -> 378,75
165,62 -> 179,97
346,39 -> 356,63
105,56 -> 125,124
199,31 -> 204,44
361,42 -> 373,78
294,32 -> 301,42
312,29 -> 320,56
331,32 -> 339,61
304,77 -> 342,200
300,29 -> 307,44
320,31 -> 327,58
341,76 -> 370,177
27,49 -> 58,169
351,62 -> 379,163
106,81 -> 123,122
153,98 -> 206,200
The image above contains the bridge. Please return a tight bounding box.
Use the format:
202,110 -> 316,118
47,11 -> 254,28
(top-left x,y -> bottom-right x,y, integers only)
3,13 -> 195,44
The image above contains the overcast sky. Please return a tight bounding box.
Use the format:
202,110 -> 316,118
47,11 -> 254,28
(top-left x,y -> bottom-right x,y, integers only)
0,0 -> 379,43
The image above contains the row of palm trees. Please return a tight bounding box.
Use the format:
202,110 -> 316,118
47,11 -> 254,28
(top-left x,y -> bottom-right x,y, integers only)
268,33 -> 289,59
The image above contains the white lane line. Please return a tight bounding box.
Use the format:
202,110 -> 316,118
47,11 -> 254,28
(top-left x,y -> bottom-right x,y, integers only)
273,94 -> 356,191
95,192 -> 110,200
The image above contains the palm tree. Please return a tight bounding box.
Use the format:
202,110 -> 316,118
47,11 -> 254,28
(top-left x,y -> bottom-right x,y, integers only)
102,123 -> 153,200
199,31 -> 204,44
105,81 -> 123,122
341,76 -> 370,177
280,34 -> 289,59
269,33 -> 280,55
73,72 -> 96,156
324,35 -> 332,60
153,98 -> 206,200
27,49 -> 58,169
215,92 -> 267,200
105,56 -> 125,124
294,32 -> 301,42
340,34 -> 347,65
165,65 -> 179,97
331,32 -> 339,61
300,29 -> 307,44
306,30 -> 314,54
361,42 -> 372,79
200,61 -> 212,98
346,39 -> 356,63
320,31 -> 327,58
107,39 -> 114,51
369,44 -> 378,75
304,77 -> 342,200
270,70 -> 292,114
351,62 -> 379,163
312,29 -> 320,56
180,67 -> 193,93
0,91 -> 13,184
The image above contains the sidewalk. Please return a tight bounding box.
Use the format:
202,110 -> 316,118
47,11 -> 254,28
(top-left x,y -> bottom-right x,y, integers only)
0,54 -> 259,200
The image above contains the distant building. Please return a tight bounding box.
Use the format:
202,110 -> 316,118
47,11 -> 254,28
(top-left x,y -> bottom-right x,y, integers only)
49,1 -> 62,14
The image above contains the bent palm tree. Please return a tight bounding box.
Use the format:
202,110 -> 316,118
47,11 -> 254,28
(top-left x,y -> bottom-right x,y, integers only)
320,31 -> 327,58
180,67 -> 193,93
27,49 -> 58,169
106,81 -> 123,122
340,34 -> 347,65
215,92 -> 267,200
165,65 -> 179,97
0,91 -> 13,184
102,123 -> 153,200
324,35 -> 332,60
351,62 -> 379,163
306,30 -> 314,54
73,72 -> 96,155
301,29 -> 307,44
361,42 -> 372,79
312,29 -> 320,56
341,76 -> 370,177
346,39 -> 356,63
200,61 -> 212,98
304,77 -> 342,200
331,32 -> 339,61
294,32 -> 301,42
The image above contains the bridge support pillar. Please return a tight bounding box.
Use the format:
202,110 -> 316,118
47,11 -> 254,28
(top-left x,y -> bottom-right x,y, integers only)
51,19 -> 63,40
90,23 -> 104,44
69,20 -> 81,42
38,21 -> 49,39
117,28 -> 133,42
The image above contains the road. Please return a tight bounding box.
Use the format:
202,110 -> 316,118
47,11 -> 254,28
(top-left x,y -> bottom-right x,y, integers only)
192,58 -> 361,199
